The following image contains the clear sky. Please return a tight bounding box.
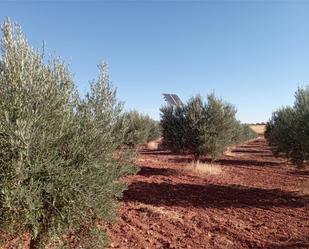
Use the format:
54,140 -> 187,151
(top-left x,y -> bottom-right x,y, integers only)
0,1 -> 308,123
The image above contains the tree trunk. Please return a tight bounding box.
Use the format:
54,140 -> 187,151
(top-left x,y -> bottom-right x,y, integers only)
29,238 -> 40,249
193,155 -> 199,167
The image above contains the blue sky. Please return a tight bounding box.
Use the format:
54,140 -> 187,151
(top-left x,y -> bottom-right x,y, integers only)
1,1 -> 308,123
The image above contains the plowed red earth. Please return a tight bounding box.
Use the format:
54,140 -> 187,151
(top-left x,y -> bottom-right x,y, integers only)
108,138 -> 309,249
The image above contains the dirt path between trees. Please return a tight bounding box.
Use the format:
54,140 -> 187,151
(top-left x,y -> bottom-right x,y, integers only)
108,138 -> 309,249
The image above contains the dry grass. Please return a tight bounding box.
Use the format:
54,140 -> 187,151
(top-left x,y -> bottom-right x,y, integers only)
184,161 -> 223,176
224,147 -> 237,157
147,141 -> 159,150
136,203 -> 183,222
250,125 -> 265,136
146,138 -> 162,150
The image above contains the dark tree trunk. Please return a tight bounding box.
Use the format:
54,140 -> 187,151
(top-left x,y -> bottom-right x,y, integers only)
29,238 -> 40,249
193,154 -> 199,167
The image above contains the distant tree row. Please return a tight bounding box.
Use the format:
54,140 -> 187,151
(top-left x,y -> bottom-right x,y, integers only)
249,122 -> 266,125
265,86 -> 309,167
121,111 -> 161,147
160,94 -> 257,163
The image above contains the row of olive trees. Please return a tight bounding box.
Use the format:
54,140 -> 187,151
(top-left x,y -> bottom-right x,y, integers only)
160,94 -> 257,163
121,111 -> 161,147
0,20 -> 137,248
265,86 -> 309,167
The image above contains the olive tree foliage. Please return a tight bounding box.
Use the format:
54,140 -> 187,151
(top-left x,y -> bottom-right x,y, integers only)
160,94 -> 257,162
192,94 -> 239,160
0,20 -> 137,248
231,121 -> 257,145
160,105 -> 187,153
147,117 -> 162,142
265,86 -> 309,167
122,111 -> 161,147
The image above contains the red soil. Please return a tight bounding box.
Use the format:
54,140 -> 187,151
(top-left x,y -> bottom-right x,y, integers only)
108,138 -> 309,249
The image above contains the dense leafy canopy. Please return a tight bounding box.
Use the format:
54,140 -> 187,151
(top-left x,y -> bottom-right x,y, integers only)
160,94 -> 257,162
122,111 -> 161,147
0,20 -> 137,248
265,86 -> 309,167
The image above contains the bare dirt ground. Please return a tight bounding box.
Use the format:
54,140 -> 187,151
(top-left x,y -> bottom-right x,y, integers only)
108,138 -> 309,249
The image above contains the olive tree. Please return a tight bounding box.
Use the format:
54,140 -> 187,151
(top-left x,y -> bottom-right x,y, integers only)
160,94 -> 256,163
0,19 -> 136,249
160,105 -> 187,153
122,111 -> 161,147
265,86 -> 309,166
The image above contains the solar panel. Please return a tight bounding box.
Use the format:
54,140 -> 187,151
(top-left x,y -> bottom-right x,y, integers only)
162,93 -> 176,105
162,93 -> 183,106
171,94 -> 183,106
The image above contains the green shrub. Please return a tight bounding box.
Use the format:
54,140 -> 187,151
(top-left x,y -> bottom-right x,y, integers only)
194,94 -> 239,160
232,122 -> 257,144
241,124 -> 258,140
122,111 -> 161,147
160,105 -> 187,153
146,118 -> 161,142
265,86 -> 309,166
160,94 -> 257,162
265,107 -> 296,156
0,20 -> 137,248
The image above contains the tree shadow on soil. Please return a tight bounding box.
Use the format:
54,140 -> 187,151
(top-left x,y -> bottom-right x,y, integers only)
288,170 -> 309,176
231,149 -> 272,154
171,157 -> 281,167
255,154 -> 282,158
139,150 -> 177,156
137,166 -> 179,177
123,181 -> 308,209
255,238 -> 309,249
